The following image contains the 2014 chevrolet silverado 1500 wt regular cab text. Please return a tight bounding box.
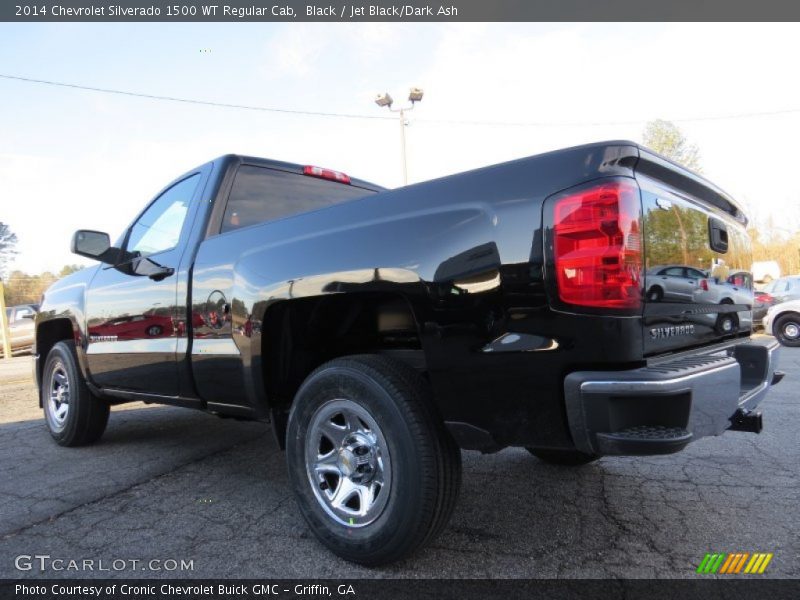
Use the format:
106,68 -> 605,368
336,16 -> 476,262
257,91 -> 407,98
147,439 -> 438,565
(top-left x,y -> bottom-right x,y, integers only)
34,141 -> 782,565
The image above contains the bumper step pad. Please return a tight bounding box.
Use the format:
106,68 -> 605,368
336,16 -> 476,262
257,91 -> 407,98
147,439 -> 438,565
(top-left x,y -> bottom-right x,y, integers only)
595,426 -> 692,455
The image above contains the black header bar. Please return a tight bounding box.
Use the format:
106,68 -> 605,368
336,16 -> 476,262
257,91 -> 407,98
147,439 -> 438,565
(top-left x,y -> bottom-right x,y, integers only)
3,579 -> 800,600
4,0 -> 800,22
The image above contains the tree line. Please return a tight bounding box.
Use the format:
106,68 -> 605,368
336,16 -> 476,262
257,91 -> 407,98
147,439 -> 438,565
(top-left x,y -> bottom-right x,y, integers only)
3,265 -> 84,307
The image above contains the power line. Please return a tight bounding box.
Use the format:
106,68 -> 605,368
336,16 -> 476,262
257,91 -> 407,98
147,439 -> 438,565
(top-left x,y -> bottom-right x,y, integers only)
2,72 -> 800,127
0,73 -> 394,121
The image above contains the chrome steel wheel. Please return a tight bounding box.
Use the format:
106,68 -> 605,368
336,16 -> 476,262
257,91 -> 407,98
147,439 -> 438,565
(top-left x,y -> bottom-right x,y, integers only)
45,361 -> 70,432
305,398 -> 391,528
782,321 -> 800,339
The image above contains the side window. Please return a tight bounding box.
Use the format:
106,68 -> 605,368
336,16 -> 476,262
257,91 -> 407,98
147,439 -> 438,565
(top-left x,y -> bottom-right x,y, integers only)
663,267 -> 685,277
126,174 -> 200,257
774,280 -> 789,293
686,268 -> 705,279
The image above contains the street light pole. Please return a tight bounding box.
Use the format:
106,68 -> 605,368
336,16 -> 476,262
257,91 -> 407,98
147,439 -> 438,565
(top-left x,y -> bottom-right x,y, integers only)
398,107 -> 408,185
375,88 -> 423,186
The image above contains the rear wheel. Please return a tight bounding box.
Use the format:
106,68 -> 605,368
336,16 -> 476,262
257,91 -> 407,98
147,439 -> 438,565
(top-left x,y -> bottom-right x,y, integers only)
286,355 -> 461,566
42,341 -> 109,446
774,313 -> 800,347
715,300 -> 738,335
526,447 -> 599,466
646,286 -> 664,302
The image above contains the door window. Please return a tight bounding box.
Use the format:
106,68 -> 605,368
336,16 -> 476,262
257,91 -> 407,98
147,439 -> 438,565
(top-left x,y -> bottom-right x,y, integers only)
662,267 -> 685,277
126,175 -> 199,257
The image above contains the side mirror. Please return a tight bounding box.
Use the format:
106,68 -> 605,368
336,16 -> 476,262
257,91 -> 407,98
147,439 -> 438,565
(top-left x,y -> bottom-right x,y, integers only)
71,230 -> 116,263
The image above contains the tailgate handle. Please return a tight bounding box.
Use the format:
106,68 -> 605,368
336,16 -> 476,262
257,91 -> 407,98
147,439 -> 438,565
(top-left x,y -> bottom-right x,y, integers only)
708,217 -> 729,253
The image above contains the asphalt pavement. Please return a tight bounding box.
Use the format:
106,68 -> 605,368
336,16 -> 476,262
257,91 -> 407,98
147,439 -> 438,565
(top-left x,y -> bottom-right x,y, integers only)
0,349 -> 798,579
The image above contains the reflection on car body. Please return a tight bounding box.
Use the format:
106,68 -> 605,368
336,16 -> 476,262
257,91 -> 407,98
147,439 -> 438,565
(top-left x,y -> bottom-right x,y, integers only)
644,264 -> 707,302
2,304 -> 38,355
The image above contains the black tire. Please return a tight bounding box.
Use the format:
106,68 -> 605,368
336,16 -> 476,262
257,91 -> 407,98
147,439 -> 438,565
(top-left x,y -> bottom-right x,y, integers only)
526,447 -> 599,466
286,355 -> 461,566
714,300 -> 738,335
774,313 -> 800,347
646,286 -> 664,302
41,341 -> 109,446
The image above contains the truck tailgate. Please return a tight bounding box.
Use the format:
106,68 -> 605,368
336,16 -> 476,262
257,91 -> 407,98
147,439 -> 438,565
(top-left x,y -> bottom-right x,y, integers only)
636,150 -> 753,356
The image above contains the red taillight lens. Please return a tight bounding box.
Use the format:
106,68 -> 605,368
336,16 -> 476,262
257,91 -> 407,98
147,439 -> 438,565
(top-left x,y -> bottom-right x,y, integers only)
553,180 -> 642,309
303,165 -> 351,184
756,292 -> 774,303
700,279 -> 709,291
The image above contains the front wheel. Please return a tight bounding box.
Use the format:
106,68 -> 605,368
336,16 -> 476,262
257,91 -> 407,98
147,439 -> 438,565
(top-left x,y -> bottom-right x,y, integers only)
286,355 -> 461,566
774,313 -> 800,347
42,341 -> 109,446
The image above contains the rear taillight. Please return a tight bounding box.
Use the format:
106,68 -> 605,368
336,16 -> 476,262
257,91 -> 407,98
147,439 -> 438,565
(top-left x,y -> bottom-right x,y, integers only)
756,292 -> 774,303
553,179 -> 642,309
700,279 -> 709,291
303,165 -> 351,184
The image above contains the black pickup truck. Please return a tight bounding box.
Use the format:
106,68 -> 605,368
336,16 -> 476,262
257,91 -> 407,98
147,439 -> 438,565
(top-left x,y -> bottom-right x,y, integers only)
35,141 -> 781,565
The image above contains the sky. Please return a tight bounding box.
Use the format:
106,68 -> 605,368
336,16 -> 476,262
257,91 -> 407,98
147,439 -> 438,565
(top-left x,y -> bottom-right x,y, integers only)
1,22 -> 800,274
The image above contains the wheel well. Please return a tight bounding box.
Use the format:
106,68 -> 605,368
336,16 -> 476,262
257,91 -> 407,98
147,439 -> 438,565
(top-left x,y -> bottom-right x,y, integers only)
260,292 -> 424,424
35,318 -> 75,390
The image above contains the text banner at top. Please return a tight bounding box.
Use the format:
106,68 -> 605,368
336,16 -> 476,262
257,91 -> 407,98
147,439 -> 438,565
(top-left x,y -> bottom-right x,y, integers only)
4,0 -> 800,22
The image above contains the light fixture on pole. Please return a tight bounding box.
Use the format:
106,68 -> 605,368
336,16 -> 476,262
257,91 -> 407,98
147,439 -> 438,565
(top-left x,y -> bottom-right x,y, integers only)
374,87 -> 424,185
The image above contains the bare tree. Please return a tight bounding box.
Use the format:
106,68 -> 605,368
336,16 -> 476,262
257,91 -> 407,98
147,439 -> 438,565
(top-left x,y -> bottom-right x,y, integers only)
642,119 -> 702,173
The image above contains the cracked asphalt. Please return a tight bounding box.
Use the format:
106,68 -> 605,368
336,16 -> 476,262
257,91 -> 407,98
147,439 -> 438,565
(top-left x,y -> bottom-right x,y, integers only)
0,349 -> 797,579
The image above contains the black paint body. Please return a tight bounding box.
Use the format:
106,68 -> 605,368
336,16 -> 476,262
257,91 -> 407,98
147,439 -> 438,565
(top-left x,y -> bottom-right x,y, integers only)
34,141 -> 758,451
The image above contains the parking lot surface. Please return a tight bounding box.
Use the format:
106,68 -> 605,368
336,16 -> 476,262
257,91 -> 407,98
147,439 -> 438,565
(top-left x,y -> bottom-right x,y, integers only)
0,350 -> 798,579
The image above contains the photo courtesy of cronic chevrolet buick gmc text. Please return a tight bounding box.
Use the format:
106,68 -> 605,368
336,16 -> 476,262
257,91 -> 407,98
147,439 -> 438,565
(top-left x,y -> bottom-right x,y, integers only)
33,142 -> 782,565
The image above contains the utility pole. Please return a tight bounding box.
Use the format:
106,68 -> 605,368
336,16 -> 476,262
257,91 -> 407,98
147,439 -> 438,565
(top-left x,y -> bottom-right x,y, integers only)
398,107 -> 408,185
374,87 -> 424,185
0,281 -> 11,360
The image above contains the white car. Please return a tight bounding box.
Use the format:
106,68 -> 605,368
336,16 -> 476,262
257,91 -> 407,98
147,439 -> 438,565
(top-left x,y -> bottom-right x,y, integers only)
762,299 -> 800,346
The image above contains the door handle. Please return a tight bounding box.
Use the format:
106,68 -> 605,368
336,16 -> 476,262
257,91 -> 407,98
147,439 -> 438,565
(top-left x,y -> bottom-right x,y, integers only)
709,217 -> 729,253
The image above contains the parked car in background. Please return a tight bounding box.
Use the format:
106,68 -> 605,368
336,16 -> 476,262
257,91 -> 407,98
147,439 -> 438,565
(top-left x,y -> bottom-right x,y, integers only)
691,270 -> 755,334
644,264 -> 708,302
760,276 -> 800,304
763,299 -> 800,346
2,304 -> 39,355
752,260 -> 781,284
753,290 -> 777,329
